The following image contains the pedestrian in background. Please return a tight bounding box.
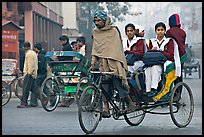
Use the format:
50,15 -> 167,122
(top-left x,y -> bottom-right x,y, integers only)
71,41 -> 79,52
29,42 -> 48,107
57,35 -> 74,107
76,36 -> 86,56
17,41 -> 39,108
50,35 -> 73,61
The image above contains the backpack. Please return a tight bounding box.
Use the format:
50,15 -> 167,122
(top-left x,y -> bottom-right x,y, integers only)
126,39 -> 148,66
126,54 -> 140,66
142,50 -> 167,67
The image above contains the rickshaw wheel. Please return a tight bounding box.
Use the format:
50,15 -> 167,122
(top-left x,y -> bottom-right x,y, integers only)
40,77 -> 60,112
78,86 -> 102,134
123,102 -> 146,126
169,82 -> 194,128
75,77 -> 91,107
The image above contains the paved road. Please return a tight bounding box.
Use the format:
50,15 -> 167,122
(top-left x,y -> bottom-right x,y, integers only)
2,62 -> 202,135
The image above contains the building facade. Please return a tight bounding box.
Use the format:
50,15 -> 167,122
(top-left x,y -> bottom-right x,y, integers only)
62,2 -> 82,43
2,2 -> 64,51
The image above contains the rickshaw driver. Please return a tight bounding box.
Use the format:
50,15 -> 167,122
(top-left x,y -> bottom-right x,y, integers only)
89,10 -> 137,118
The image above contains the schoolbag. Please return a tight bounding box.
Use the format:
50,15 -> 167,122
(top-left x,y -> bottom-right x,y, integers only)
142,50 -> 167,67
126,39 -> 148,66
126,54 -> 140,66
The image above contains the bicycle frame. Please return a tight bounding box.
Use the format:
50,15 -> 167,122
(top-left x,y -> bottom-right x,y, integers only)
90,71 -> 129,116
2,71 -> 23,106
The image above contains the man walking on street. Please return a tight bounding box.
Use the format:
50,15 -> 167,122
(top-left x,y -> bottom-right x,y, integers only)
17,41 -> 39,108
29,43 -> 48,107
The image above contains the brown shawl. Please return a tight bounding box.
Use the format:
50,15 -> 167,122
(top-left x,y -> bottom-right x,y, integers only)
91,17 -> 129,89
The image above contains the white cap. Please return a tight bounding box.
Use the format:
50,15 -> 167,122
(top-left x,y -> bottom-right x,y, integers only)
136,25 -> 144,33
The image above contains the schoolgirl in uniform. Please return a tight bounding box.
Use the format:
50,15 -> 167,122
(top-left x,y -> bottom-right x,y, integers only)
144,22 -> 175,98
123,23 -> 146,74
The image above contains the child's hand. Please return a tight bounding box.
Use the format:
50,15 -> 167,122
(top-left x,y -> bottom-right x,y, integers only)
152,47 -> 157,50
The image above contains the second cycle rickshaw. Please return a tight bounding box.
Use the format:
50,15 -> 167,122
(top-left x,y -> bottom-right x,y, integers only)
40,51 -> 91,112
77,52 -> 194,134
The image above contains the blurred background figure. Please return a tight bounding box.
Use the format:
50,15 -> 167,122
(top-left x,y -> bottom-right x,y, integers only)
71,41 -> 79,52
29,43 -> 48,107
76,36 -> 86,56
137,25 -> 145,37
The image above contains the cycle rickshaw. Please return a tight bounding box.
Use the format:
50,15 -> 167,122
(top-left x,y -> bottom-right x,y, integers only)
182,45 -> 201,79
77,52 -> 194,134
40,51 -> 91,112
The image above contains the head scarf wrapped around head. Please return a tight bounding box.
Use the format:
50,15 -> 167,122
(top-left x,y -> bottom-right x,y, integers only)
94,10 -> 107,22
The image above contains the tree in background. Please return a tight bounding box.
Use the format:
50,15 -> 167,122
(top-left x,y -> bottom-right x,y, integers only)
78,2 -> 142,42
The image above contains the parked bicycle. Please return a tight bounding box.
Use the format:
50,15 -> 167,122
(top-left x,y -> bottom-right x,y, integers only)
2,69 -> 24,106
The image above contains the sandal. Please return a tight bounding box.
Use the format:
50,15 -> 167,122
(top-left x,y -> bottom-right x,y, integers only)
147,89 -> 158,98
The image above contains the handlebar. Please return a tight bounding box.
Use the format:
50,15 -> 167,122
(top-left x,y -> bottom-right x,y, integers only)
90,71 -> 114,75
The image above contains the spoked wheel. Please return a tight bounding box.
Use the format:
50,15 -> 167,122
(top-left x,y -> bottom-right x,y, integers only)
78,86 -> 102,134
40,77 -> 60,112
169,82 -> 194,128
2,81 -> 11,106
14,77 -> 24,100
75,77 -> 93,107
124,102 -> 146,126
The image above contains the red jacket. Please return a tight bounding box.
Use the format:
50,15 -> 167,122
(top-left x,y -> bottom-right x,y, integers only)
166,27 -> 186,57
124,39 -> 145,59
148,39 -> 174,62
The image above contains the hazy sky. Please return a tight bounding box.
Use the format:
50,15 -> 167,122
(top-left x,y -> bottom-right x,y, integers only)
115,2 -> 201,40
115,2 -> 170,39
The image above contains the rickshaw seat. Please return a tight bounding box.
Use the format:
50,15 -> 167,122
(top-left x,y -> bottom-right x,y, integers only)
164,53 -> 188,75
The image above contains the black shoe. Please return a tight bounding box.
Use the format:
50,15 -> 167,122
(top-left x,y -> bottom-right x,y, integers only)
101,111 -> 111,118
142,92 -> 149,96
147,89 -> 158,98
58,103 -> 67,107
17,104 -> 28,108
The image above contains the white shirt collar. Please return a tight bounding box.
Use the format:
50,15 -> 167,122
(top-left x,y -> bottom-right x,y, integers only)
156,36 -> 166,44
